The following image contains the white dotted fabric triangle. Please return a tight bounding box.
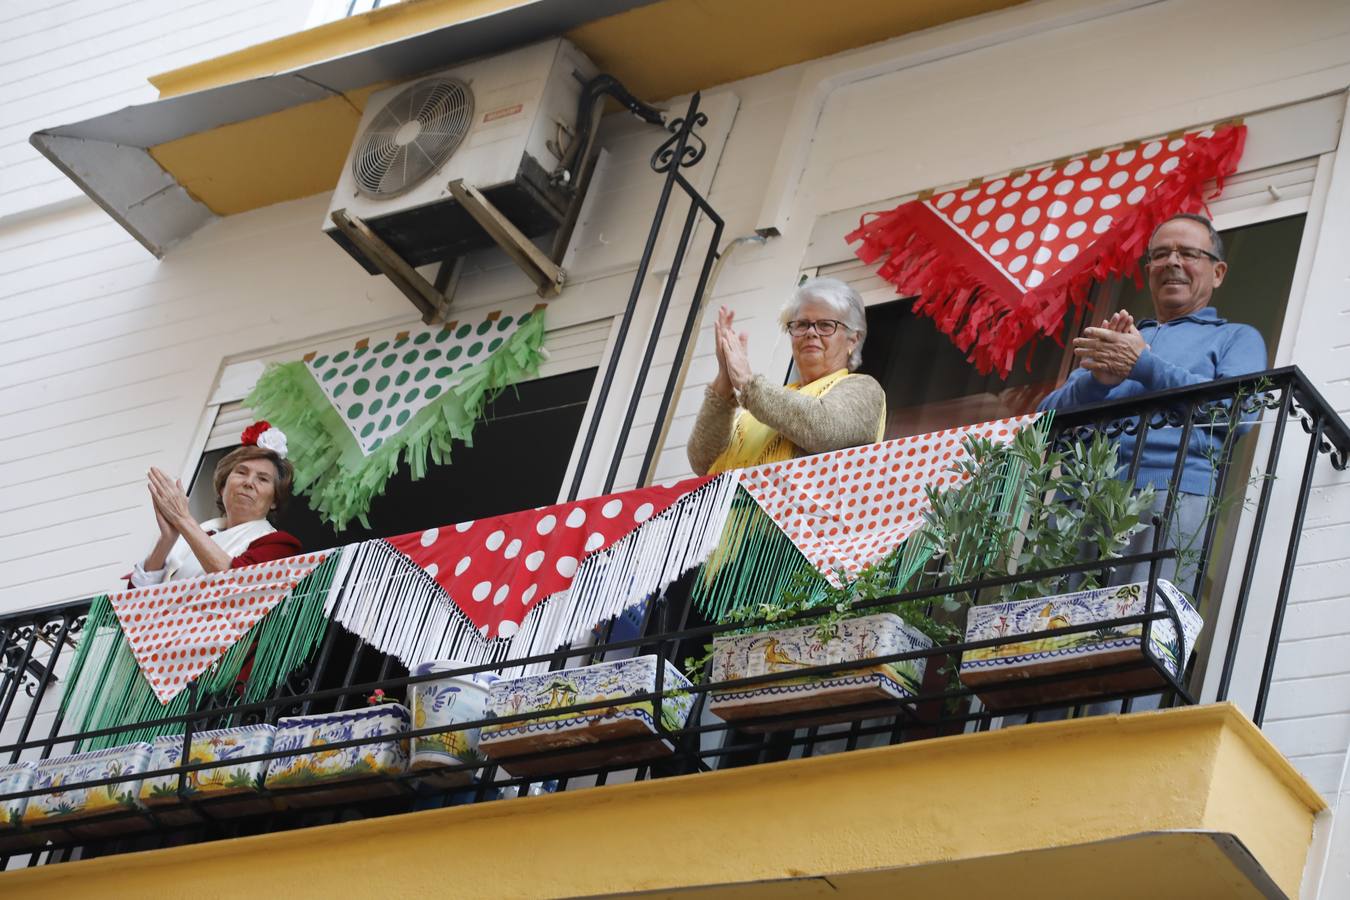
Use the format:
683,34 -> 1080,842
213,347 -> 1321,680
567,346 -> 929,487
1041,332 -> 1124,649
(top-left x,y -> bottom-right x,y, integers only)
737,416 -> 1040,584
305,300 -> 538,455
108,552 -> 331,704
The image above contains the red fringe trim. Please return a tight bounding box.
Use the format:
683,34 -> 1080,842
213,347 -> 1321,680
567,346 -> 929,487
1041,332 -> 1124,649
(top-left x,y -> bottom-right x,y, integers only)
846,124 -> 1247,377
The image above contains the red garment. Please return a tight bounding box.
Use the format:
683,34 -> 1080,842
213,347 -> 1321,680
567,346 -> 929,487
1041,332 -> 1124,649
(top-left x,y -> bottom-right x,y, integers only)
229,530 -> 302,568
227,531 -> 302,696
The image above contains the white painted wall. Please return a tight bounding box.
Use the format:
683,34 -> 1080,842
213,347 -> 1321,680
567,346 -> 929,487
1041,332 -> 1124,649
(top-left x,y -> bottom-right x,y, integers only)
0,0 -> 311,219
2,0 -> 1350,890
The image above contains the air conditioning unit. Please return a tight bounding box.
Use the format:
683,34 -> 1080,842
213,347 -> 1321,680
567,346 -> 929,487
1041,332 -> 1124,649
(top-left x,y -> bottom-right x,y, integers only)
324,38 -> 600,273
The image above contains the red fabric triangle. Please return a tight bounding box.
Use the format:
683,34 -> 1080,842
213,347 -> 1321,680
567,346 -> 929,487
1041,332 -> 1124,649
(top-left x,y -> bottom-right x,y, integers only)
848,125 -> 1246,376
385,475 -> 714,638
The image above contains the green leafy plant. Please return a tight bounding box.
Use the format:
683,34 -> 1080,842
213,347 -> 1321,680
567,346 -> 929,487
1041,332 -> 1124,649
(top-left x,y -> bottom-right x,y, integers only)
915,426 -> 1156,605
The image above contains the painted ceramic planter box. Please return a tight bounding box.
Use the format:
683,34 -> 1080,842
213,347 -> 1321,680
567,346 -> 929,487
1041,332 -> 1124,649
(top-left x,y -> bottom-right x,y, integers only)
0,761 -> 35,830
265,704 -> 409,807
480,655 -> 694,776
23,743 -> 151,837
409,660 -> 498,787
140,725 -> 276,822
708,613 -> 934,731
0,761 -> 49,854
960,579 -> 1204,710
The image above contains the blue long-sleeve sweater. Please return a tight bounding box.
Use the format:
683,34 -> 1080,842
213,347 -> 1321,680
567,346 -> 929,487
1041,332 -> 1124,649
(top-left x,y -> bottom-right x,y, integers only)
1037,306 -> 1268,494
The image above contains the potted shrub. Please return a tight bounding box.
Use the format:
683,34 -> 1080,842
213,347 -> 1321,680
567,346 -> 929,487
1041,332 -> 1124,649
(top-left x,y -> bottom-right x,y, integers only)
915,426 -> 1204,710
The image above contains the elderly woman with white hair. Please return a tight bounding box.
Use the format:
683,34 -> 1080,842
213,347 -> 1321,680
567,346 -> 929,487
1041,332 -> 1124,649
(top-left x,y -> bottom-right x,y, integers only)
688,277 -> 886,475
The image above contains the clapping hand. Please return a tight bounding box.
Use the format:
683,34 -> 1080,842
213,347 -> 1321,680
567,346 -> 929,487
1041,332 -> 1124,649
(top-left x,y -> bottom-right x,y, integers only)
1072,309 -> 1146,386
1101,310 -> 1134,334
147,467 -> 192,533
712,306 -> 752,398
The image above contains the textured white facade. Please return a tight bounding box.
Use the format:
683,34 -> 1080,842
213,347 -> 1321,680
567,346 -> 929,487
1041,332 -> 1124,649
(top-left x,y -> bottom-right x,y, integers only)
1,0 -> 1348,893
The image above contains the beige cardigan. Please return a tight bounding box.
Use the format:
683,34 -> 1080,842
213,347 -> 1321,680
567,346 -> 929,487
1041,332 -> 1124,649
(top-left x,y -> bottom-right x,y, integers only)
686,373 -> 886,475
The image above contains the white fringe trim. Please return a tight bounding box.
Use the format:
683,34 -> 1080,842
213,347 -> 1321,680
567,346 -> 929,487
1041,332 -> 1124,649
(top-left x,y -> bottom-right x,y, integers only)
323,473 -> 738,676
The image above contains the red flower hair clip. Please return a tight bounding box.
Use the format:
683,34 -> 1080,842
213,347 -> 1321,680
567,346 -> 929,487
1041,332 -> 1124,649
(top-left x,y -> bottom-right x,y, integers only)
240,421 -> 289,459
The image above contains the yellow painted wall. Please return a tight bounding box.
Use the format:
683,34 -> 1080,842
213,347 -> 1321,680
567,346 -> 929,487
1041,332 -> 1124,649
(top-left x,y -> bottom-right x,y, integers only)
566,0 -> 1026,103
0,705 -> 1323,899
152,0 -> 1025,101
1204,723 -> 1327,895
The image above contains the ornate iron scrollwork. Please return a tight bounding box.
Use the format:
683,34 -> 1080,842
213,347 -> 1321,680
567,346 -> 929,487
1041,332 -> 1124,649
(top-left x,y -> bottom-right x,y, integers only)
1288,391 -> 1340,466
651,103 -> 708,173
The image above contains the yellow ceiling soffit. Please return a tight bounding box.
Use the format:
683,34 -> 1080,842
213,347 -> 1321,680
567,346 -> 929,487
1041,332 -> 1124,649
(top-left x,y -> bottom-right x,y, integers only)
145,0 -> 1027,216
150,0 -> 531,99
565,0 -> 1026,102
148,85 -> 385,216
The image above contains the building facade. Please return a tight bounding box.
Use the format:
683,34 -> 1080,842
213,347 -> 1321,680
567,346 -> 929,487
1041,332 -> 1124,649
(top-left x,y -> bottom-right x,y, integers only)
1,0 -> 1349,895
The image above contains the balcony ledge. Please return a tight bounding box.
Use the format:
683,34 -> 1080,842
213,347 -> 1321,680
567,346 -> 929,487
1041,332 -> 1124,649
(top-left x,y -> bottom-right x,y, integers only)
0,703 -> 1323,899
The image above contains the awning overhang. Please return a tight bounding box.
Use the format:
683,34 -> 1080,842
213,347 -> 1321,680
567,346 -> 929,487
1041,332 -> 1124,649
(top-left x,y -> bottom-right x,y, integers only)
28,0 -> 1025,257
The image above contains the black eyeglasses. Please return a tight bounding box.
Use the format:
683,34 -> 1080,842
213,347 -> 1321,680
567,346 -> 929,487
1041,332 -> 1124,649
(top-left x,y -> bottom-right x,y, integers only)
1144,245 -> 1221,266
785,319 -> 849,337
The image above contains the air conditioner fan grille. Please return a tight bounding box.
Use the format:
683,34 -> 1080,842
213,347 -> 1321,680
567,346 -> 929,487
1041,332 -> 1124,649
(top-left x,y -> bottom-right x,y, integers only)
352,77 -> 474,199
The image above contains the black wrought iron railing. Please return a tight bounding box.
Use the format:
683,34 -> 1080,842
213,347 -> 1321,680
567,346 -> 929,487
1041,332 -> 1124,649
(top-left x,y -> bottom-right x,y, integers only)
567,91 -> 724,498
1,366 -> 1346,870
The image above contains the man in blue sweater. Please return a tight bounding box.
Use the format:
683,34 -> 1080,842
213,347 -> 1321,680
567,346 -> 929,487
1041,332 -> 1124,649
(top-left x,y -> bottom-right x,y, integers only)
1038,213 -> 1268,592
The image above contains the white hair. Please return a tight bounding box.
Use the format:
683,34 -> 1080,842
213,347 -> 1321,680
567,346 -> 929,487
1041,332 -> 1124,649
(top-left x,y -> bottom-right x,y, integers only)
778,276 -> 868,370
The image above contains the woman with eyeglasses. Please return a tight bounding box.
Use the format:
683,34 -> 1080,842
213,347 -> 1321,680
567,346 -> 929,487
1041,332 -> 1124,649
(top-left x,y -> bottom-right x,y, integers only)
687,277 -> 886,475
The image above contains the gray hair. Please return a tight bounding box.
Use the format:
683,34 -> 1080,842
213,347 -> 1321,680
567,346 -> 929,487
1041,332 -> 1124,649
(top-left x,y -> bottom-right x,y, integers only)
778,276 -> 868,371
1150,213 -> 1225,261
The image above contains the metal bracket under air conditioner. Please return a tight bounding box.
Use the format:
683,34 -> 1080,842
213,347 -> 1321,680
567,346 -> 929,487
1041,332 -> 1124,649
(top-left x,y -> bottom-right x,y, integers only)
330,208 -> 456,324
329,75 -> 663,323
446,179 -> 566,298
330,181 -> 567,325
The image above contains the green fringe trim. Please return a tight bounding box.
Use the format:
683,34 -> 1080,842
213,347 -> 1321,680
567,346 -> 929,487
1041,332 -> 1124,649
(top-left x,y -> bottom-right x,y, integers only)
691,487 -> 934,623
247,310 -> 548,530
920,411 -> 1055,585
60,554 -> 341,750
691,488 -> 815,622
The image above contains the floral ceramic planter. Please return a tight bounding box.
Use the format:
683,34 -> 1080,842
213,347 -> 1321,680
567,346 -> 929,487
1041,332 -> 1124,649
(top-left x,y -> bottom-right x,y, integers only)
479,655 -> 694,777
0,761 -> 46,854
708,613 -> 934,731
409,660 -> 498,787
23,743 -> 151,837
1,761 -> 35,830
960,579 -> 1204,710
265,704 -> 410,807
140,725 -> 276,822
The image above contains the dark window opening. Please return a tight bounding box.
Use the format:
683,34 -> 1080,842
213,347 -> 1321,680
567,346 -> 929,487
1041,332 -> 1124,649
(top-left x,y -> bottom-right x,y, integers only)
191,367 -> 598,549
856,295 -> 1081,440
186,367 -> 598,714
